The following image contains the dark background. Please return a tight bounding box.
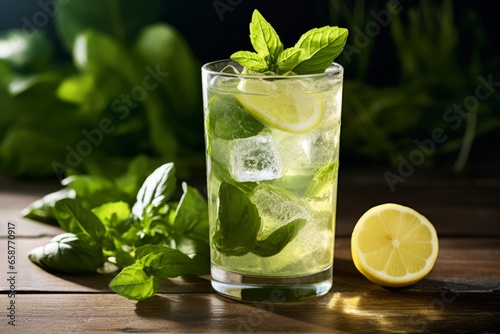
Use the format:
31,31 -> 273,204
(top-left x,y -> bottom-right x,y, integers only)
1,0 -> 499,178
2,0 -> 498,81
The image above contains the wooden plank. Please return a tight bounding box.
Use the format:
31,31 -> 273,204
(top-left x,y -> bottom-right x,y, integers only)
0,186 -> 500,237
1,292 -> 499,333
0,237 -> 212,294
0,183 -> 62,237
2,176 -> 499,238
336,178 -> 500,237
1,237 -> 499,294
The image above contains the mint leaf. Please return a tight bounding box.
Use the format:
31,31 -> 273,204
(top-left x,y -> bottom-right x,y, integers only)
213,182 -> 261,256
208,94 -> 264,140
276,47 -> 303,74
252,218 -> 306,257
230,10 -> 348,74
55,198 -> 106,241
249,9 -> 283,64
292,26 -> 348,74
230,51 -> 268,72
109,263 -> 160,301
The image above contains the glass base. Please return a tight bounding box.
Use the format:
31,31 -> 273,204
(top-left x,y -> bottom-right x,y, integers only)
211,265 -> 332,302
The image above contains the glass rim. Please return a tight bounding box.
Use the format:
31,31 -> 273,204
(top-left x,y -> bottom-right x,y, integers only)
202,59 -> 343,79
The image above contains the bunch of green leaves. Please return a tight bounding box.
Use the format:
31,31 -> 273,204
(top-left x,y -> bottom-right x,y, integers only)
0,0 -> 203,179
231,10 -> 348,74
330,0 -> 500,170
28,162 -> 210,300
22,155 -> 154,225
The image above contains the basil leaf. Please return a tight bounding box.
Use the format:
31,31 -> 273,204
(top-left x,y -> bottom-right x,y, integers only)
55,198 -> 106,241
170,235 -> 207,256
276,47 -> 304,74
252,218 -> 306,257
91,201 -> 131,229
304,161 -> 339,198
109,263 -> 159,301
132,163 -> 176,218
172,182 -> 208,235
249,9 -> 283,63
292,26 -> 349,74
114,248 -> 135,269
230,51 -> 269,72
21,188 -> 75,225
208,94 -> 264,140
62,174 -> 129,209
213,182 -> 261,256
170,182 -> 210,266
136,245 -> 194,278
28,233 -> 105,273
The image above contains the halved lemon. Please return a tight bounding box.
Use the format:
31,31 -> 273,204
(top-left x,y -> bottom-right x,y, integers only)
236,78 -> 324,133
351,203 -> 439,287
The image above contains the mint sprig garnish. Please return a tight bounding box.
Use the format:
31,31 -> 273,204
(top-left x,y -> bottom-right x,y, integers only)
230,9 -> 348,75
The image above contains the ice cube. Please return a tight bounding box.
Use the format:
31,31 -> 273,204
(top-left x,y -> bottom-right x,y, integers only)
229,135 -> 283,182
211,76 -> 240,91
250,183 -> 310,236
220,65 -> 241,74
273,122 -> 340,174
210,65 -> 241,90
305,122 -> 340,165
258,210 -> 334,275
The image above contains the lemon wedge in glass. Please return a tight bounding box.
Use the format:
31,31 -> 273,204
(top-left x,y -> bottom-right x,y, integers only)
351,203 -> 439,287
236,78 -> 324,133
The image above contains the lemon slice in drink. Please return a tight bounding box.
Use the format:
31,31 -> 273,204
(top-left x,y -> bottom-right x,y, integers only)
236,78 -> 324,133
351,203 -> 439,287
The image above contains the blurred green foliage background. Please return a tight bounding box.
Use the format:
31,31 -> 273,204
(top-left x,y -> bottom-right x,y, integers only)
0,0 -> 498,180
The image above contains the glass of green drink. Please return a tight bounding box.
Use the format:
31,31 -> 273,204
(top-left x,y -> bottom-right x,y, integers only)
201,9 -> 347,301
202,60 -> 343,301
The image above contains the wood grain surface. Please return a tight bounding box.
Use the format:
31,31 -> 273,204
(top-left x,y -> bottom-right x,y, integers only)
1,173 -> 499,333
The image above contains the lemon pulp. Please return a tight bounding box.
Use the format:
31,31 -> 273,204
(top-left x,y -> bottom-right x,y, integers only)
236,78 -> 324,133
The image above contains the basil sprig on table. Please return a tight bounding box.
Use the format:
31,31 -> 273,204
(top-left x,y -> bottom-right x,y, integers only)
28,162 -> 210,301
231,10 -> 348,74
26,160 -> 305,300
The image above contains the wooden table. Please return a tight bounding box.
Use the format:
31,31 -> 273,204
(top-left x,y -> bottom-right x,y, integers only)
1,170 -> 499,333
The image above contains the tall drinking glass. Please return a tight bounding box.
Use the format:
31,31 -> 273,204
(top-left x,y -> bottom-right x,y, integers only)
202,60 -> 344,301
